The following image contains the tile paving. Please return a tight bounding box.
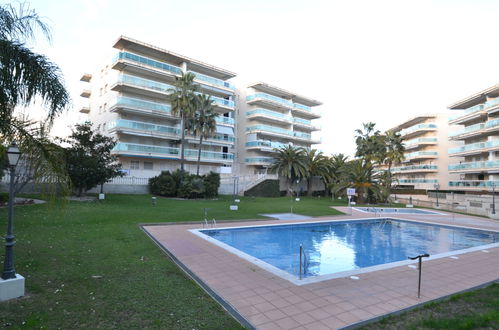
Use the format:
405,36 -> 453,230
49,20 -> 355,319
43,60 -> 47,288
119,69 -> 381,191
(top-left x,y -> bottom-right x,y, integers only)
144,207 -> 499,329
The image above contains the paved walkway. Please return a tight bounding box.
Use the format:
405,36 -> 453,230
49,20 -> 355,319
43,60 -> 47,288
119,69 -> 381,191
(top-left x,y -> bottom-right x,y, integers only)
144,208 -> 499,330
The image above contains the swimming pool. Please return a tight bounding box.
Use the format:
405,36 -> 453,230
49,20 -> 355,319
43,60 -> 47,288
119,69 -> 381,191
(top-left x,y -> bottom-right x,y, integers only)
354,207 -> 441,215
193,219 -> 499,284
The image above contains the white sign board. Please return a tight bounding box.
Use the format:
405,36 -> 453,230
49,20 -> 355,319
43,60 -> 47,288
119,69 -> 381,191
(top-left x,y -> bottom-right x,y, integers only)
347,188 -> 356,196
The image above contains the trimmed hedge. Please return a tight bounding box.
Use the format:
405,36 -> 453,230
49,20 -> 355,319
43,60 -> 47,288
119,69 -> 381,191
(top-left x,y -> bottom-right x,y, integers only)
244,180 -> 280,197
149,170 -> 220,199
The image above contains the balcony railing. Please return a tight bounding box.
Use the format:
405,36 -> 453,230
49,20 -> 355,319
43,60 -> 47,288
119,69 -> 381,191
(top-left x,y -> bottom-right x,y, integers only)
449,180 -> 499,188
111,96 -> 172,114
449,123 -> 485,137
188,71 -> 235,90
109,119 -> 180,136
113,143 -> 179,156
293,103 -> 312,111
246,93 -> 293,108
392,164 -> 437,172
448,160 -> 499,171
485,118 -> 499,129
448,139 -> 499,154
293,117 -> 312,125
116,74 -> 174,94
404,151 -> 438,158
184,149 -> 234,161
400,123 -> 437,136
398,179 -> 438,184
450,97 -> 499,122
404,137 -> 437,147
245,157 -> 274,164
246,125 -> 311,140
113,51 -> 183,76
187,133 -> 235,143
196,92 -> 234,108
215,116 -> 235,125
246,108 -> 291,121
245,140 -> 287,149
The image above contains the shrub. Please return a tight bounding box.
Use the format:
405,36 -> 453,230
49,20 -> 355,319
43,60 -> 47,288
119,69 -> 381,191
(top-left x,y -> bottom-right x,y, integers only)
203,172 -> 220,198
0,192 -> 8,205
149,171 -> 177,197
244,180 -> 280,197
149,170 -> 220,199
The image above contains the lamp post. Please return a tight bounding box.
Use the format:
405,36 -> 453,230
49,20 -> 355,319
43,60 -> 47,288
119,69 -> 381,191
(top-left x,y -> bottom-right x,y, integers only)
433,183 -> 440,208
492,183 -> 496,215
2,142 -> 21,280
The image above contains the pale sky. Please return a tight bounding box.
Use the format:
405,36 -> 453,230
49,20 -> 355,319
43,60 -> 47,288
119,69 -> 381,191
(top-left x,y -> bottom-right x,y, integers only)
24,0 -> 499,156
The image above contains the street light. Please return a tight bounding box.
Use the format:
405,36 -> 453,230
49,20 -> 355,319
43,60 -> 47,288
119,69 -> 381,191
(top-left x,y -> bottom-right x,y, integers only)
433,183 -> 440,208
492,182 -> 496,215
2,142 -> 21,280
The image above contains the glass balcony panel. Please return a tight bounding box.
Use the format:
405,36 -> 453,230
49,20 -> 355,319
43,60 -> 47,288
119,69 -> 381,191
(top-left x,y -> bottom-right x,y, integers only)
449,180 -> 499,187
398,179 -> 438,184
448,139 -> 499,154
245,157 -> 274,164
188,71 -> 235,90
215,116 -> 235,125
246,93 -> 293,108
449,123 -> 485,137
112,96 -> 172,114
246,125 -> 311,139
245,140 -> 288,149
293,117 -> 312,125
184,149 -> 234,160
293,103 -> 311,111
246,109 -> 291,120
400,123 -> 437,136
485,118 -> 499,129
109,119 -> 180,135
113,143 -> 179,155
196,92 -> 234,108
404,137 -> 438,146
404,151 -> 438,158
113,52 -> 182,76
448,160 -> 499,171
117,74 -> 174,93
392,164 -> 437,172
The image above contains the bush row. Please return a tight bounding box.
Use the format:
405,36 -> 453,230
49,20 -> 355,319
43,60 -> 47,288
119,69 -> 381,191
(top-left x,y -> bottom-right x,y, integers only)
149,170 -> 220,199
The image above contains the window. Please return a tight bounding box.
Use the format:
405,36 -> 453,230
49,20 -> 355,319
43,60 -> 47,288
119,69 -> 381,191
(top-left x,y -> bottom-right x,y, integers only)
130,160 -> 140,170
144,162 -> 154,170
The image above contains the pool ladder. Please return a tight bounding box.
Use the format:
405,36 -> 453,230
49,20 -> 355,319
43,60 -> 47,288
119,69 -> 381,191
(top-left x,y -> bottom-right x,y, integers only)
299,244 -> 308,280
202,218 -> 217,228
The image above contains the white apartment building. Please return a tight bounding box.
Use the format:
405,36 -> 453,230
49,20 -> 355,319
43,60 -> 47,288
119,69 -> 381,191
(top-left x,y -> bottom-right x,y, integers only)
388,114 -> 461,191
80,36 -> 322,178
448,84 -> 499,191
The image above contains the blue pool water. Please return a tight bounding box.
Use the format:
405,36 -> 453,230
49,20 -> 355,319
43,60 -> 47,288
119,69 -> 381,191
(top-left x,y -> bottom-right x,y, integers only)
201,219 -> 499,279
354,207 -> 440,215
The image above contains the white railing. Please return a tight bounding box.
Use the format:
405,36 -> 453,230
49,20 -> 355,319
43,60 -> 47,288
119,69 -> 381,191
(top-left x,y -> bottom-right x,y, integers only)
108,176 -> 149,185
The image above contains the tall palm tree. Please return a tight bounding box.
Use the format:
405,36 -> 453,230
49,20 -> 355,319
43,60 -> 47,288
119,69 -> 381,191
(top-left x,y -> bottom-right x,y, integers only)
187,94 -> 218,175
303,148 -> 328,196
332,159 -> 384,204
0,2 -> 69,135
325,153 -> 348,198
168,72 -> 198,173
355,122 -> 385,163
381,131 -> 405,201
270,145 -> 307,196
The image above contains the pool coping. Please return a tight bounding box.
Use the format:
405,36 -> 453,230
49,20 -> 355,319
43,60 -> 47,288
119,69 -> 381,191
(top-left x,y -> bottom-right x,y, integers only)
189,217 -> 499,286
143,209 -> 499,329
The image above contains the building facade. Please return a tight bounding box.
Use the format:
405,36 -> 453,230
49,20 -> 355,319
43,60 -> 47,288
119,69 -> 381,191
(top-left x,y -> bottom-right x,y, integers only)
448,84 -> 499,191
388,114 -> 461,191
80,36 -> 322,179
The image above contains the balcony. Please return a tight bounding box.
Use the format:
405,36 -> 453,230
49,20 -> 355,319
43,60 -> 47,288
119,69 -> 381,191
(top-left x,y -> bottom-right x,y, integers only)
292,117 -> 320,131
246,124 -> 317,143
448,160 -> 499,173
215,116 -> 235,126
197,92 -> 234,110
186,133 -> 235,145
79,106 -> 90,114
188,70 -> 235,91
245,157 -> 274,166
246,108 -> 292,124
246,93 -> 293,110
392,164 -> 438,173
112,51 -> 182,78
291,103 -> 321,119
80,89 -> 91,98
184,149 -> 234,163
448,139 -> 499,156
449,180 -> 499,189
109,96 -> 175,118
404,137 -> 437,150
111,74 -> 174,99
399,123 -> 437,138
109,119 -> 180,139
398,179 -> 438,184
449,98 -> 499,125
403,151 -> 438,161
113,142 -> 180,159
449,122 -> 485,139
245,140 -> 288,152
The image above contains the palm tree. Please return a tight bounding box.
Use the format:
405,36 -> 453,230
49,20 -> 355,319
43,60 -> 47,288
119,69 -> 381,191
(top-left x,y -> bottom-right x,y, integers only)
332,159 -> 384,204
0,2 -> 69,135
270,145 -> 307,196
381,131 -> 405,202
168,72 -> 198,173
187,94 -> 218,175
324,153 -> 348,198
303,149 -> 328,196
355,122 -> 385,163
0,3 -> 70,189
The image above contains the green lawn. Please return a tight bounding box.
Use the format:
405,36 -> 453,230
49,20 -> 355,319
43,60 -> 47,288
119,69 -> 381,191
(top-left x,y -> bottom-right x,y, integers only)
0,195 -> 344,329
359,283 -> 499,330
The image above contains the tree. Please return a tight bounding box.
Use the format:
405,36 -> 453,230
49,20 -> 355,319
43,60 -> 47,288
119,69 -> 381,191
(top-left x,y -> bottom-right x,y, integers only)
270,145 -> 307,196
168,72 -> 198,173
331,159 -> 384,204
324,153 -> 348,198
0,3 -> 70,191
186,94 -> 218,176
63,122 -> 123,196
355,122 -> 385,163
303,149 -> 328,196
381,131 -> 405,200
